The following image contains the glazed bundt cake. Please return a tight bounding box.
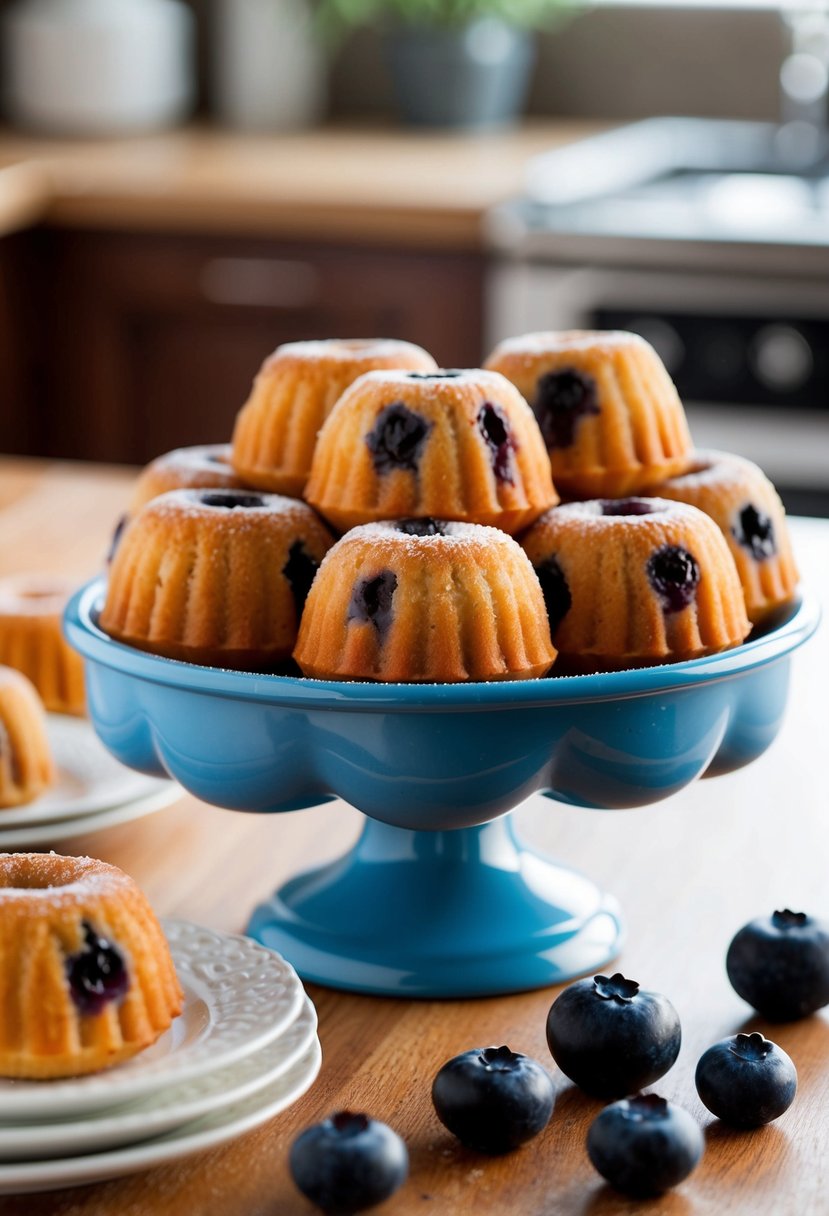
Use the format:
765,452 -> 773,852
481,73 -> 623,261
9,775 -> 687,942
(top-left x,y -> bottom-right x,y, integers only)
100,488 -> 335,669
0,667 -> 55,809
0,575 -> 86,716
522,498 -> 751,672
643,450 -> 799,626
232,338 -> 438,496
485,331 -> 693,498
293,518 -> 557,682
0,853 -> 183,1078
130,444 -> 245,514
304,368 -> 558,534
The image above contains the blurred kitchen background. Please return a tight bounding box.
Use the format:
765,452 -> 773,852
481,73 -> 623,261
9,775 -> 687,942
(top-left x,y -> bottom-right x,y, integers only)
0,0 -> 827,513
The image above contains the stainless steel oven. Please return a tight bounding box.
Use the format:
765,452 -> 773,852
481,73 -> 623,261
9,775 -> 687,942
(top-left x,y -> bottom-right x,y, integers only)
486,119 -> 829,515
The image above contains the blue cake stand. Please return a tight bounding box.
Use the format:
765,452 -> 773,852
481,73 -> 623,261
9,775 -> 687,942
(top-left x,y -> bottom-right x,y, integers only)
66,581 -> 819,998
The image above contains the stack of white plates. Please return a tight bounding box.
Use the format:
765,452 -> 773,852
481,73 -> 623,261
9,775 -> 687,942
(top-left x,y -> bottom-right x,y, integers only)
0,717 -> 181,848
0,921 -> 321,1194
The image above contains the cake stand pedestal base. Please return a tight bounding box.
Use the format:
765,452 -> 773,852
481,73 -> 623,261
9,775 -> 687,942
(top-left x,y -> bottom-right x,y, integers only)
247,814 -> 623,997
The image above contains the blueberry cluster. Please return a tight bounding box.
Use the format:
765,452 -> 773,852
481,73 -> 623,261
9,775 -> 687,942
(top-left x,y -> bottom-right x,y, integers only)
290,909 -> 827,1211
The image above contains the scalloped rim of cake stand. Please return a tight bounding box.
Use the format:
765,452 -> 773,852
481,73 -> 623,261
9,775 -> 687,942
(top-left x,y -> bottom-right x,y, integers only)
68,581 -> 819,709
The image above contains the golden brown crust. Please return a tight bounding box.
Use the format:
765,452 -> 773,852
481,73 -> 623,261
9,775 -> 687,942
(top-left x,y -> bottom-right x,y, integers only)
294,520 -> 556,683
0,854 -> 183,1078
0,575 -> 86,715
232,338 -> 438,496
0,667 -> 55,808
522,498 -> 751,670
305,368 -> 557,535
485,330 -> 693,498
130,445 -> 244,514
642,450 -> 799,626
101,489 -> 335,669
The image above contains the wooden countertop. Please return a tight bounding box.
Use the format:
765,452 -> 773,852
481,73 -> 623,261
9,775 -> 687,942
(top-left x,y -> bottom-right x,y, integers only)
0,457 -> 828,1213
0,121 -> 598,248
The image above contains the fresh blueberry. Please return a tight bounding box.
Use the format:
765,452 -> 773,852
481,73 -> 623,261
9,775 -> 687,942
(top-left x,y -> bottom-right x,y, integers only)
533,555 -> 572,634
533,368 -> 600,449
348,571 -> 397,637
66,922 -> 129,1015
600,499 -> 656,516
733,503 -> 776,560
646,545 -> 700,613
587,1094 -> 704,1198
365,403 -> 432,474
199,491 -> 265,509
477,402 -> 516,484
432,1045 -> 555,1154
396,518 -> 447,537
546,973 -> 681,1099
282,541 -> 319,616
726,909 -> 829,1021
695,1032 -> 797,1128
289,1111 -> 408,1214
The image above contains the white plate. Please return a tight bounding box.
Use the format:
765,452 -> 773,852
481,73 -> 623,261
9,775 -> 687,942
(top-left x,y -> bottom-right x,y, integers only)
0,1037 -> 322,1193
0,997 -> 318,1160
0,716 -> 174,827
0,920 -> 305,1121
0,783 -> 180,847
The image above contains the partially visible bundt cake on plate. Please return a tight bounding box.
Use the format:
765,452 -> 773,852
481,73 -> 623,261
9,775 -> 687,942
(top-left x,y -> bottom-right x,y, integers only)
522,498 -> 751,672
485,330 -> 693,499
100,489 -> 335,669
304,368 -> 558,534
643,450 -> 799,626
294,518 -> 557,683
0,575 -> 86,716
130,444 -> 245,515
0,667 -> 54,809
232,337 -> 438,497
0,853 -> 182,1078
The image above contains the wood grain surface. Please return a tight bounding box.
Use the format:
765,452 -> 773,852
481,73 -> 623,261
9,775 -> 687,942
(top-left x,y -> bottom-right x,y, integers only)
0,457 -> 827,1216
0,121 -> 601,246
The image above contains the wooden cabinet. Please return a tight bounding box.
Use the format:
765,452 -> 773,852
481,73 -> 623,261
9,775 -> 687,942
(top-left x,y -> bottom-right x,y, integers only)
30,230 -> 486,465
0,231 -> 43,455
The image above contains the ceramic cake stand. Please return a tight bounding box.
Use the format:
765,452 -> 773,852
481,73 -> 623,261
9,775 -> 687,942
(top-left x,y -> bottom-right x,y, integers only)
67,582 -> 819,998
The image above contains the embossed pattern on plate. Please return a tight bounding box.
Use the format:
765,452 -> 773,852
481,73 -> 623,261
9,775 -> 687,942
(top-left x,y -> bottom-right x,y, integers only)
0,920 -> 305,1120
0,1038 -> 322,1194
0,998 -> 318,1159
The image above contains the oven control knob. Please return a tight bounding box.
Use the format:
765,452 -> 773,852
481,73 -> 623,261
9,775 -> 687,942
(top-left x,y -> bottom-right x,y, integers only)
628,317 -> 684,375
750,324 -> 813,391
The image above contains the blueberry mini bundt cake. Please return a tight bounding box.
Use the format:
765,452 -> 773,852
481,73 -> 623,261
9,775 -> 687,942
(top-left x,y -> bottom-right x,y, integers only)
643,450 -> 799,626
294,519 -> 557,682
232,338 -> 438,497
522,499 -> 751,672
304,369 -> 557,534
485,331 -> 693,499
100,489 -> 335,669
130,444 -> 245,514
0,667 -> 55,808
0,575 -> 86,715
0,853 -> 183,1078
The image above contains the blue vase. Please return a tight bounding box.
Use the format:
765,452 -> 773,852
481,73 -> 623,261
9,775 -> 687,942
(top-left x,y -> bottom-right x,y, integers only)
384,17 -> 535,130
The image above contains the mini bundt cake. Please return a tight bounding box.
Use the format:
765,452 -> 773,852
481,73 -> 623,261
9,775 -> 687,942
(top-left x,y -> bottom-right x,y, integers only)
232,338 -> 438,496
0,853 -> 183,1078
643,450 -> 799,626
100,489 -> 335,669
522,498 -> 751,672
0,668 -> 55,809
485,330 -> 693,499
130,444 -> 245,514
294,519 -> 557,682
304,368 -> 558,535
0,575 -> 86,715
